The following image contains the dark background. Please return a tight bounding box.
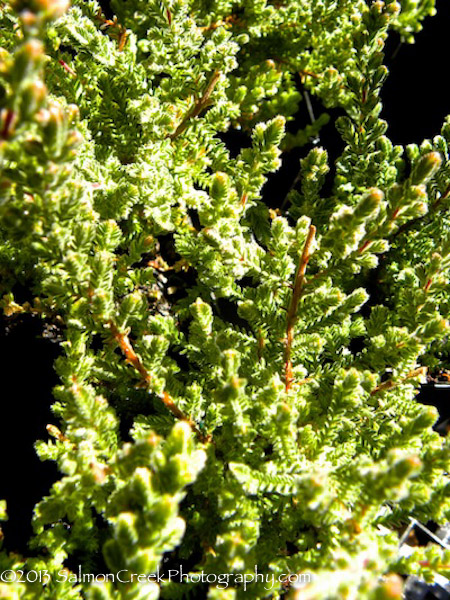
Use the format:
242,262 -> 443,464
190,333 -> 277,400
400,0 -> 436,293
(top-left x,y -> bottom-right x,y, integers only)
1,0 -> 450,556
263,0 -> 450,205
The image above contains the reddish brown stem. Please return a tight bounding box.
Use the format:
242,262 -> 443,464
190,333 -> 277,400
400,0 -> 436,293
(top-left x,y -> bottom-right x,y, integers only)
418,561 -> 450,568
299,68 -> 320,80
169,71 -> 221,140
108,321 -> 211,443
370,367 -> 427,396
118,30 -> 128,52
257,328 -> 265,362
1,108 -> 16,139
199,14 -> 241,32
284,225 -> 316,391
109,321 -> 152,385
162,391 -> 211,443
58,59 -> 76,77
357,204 -> 400,253
424,278 -> 433,292
358,239 -> 372,254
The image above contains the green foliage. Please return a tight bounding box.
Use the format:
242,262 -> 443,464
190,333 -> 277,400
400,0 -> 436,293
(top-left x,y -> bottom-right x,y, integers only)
0,0 -> 449,599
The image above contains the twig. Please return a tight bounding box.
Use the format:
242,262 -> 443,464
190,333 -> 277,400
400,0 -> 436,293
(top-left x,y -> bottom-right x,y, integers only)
97,11 -> 128,52
299,69 -> 320,80
168,71 -> 221,140
58,59 -> 76,77
109,321 -> 152,385
0,108 -> 16,139
198,14 -> 241,32
108,321 -> 211,443
370,367 -> 427,396
284,225 -> 316,391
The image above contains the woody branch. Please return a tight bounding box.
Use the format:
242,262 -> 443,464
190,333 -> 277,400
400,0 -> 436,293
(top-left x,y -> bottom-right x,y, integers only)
108,320 -> 211,443
284,224 -> 316,391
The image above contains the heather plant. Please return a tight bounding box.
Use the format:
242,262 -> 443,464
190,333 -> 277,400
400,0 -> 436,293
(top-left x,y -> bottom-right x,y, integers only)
0,1 -> 449,599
